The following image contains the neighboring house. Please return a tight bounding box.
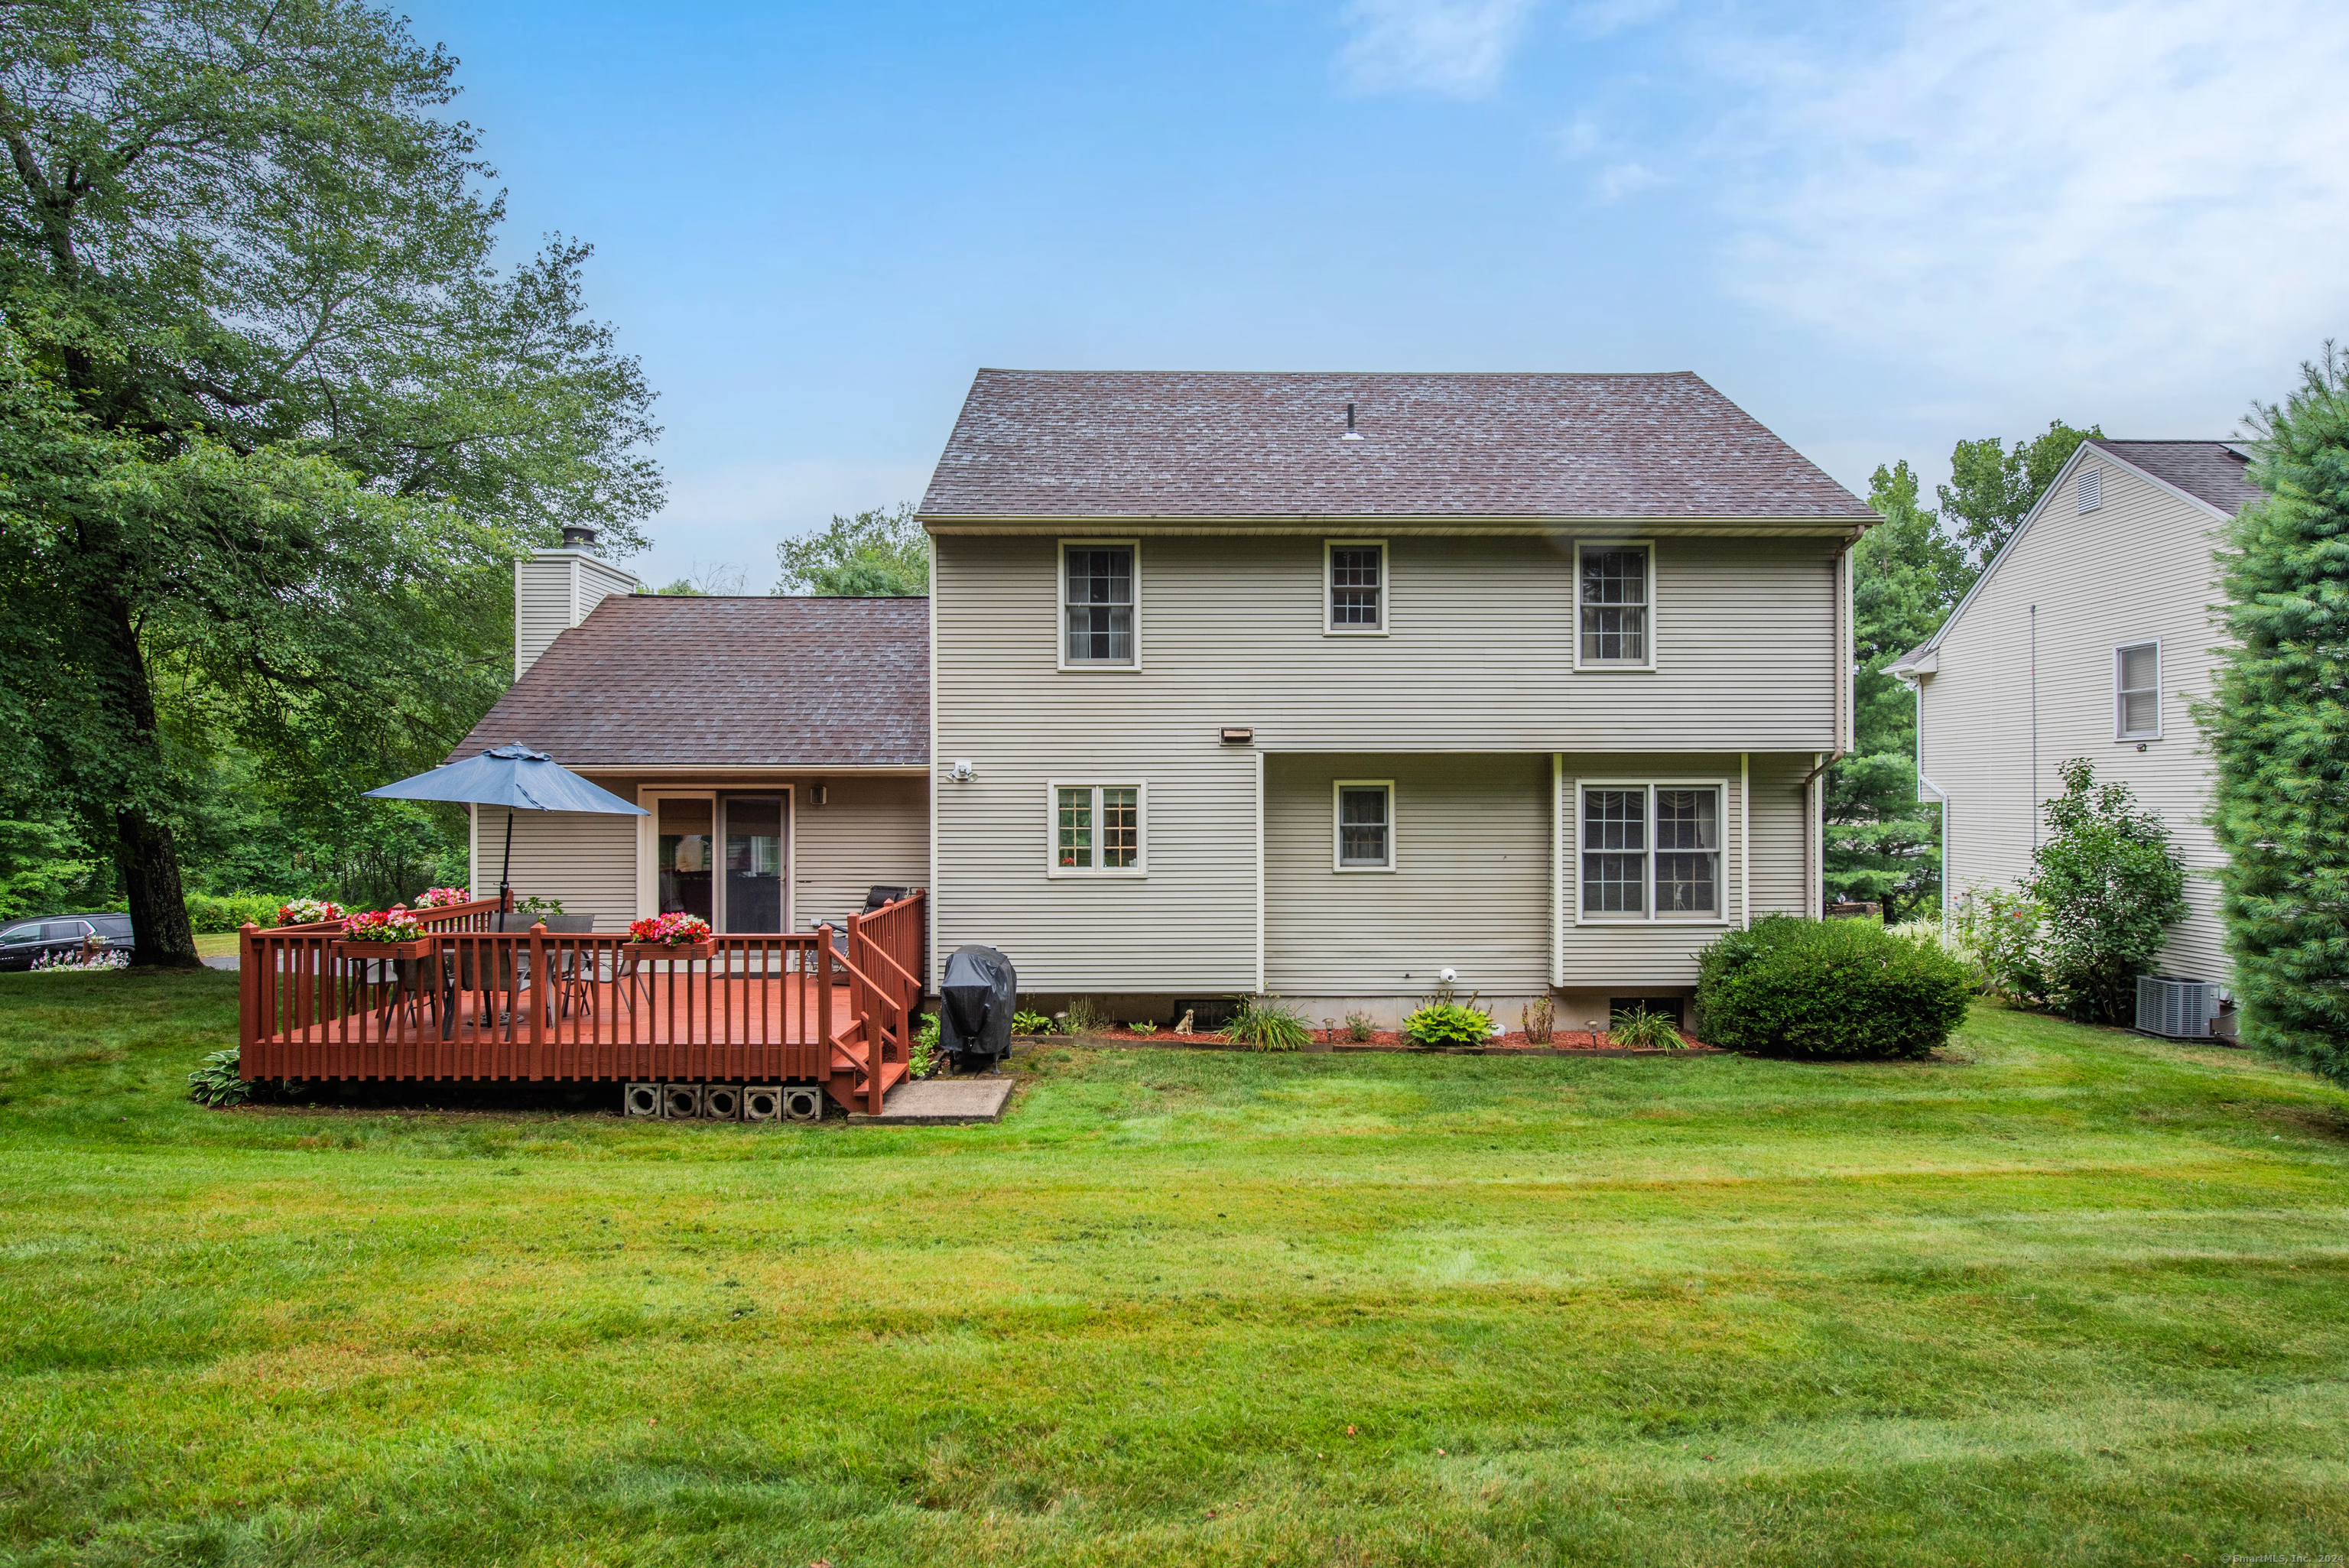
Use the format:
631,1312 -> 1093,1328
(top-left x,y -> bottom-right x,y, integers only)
920,370 -> 1871,1027
451,559 -> 930,937
1887,439 -> 2261,987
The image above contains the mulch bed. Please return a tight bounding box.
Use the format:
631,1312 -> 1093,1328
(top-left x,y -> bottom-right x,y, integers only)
1018,1028 -> 1722,1057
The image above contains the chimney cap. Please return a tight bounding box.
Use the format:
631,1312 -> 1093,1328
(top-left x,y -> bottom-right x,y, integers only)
560,523 -> 599,550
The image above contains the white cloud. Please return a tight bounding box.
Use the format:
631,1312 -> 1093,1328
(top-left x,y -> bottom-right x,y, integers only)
1706,0 -> 2349,393
632,458 -> 934,590
1338,0 -> 1540,99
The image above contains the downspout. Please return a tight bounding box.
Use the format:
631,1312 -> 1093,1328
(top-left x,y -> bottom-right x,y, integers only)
1906,669 -> 1951,930
1800,531 -> 1862,912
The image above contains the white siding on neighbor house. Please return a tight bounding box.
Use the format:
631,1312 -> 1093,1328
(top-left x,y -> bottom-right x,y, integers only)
515,550 -> 636,680
1918,456 -> 2230,982
933,532 -> 1846,995
472,773 -> 928,935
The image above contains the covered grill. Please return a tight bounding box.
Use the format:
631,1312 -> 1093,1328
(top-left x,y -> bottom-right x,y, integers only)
939,945 -> 1017,1072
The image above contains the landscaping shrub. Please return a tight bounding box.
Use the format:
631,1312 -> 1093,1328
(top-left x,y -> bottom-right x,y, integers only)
1226,995 -> 1311,1052
1608,1008 -> 1685,1050
1403,1001 -> 1494,1048
187,1049 -> 249,1107
1695,914 -> 1971,1060
2029,760 -> 2187,1023
183,892 -> 279,933
1011,1008 -> 1054,1035
1955,887 -> 2049,1007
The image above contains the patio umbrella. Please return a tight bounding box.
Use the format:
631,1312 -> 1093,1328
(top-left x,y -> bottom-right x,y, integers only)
362,744 -> 647,905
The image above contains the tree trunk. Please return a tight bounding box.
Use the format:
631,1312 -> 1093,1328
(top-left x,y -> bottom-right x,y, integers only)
115,806 -> 198,967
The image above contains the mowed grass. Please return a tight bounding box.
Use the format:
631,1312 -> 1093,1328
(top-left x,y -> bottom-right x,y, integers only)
2,973 -> 2346,1566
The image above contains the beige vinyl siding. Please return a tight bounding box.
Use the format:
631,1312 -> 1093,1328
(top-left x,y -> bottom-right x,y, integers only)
473,773 -> 928,936
1555,752 -> 1813,989
1265,753 -> 1549,997
515,553 -> 637,679
1919,456 -> 2230,982
934,532 -> 1844,992
473,807 -> 638,931
791,777 -> 929,929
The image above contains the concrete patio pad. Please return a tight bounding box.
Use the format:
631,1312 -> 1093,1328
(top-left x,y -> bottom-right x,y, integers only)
846,1075 -> 1014,1125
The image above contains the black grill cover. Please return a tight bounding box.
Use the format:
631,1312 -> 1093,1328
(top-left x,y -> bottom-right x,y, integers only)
939,945 -> 1016,1063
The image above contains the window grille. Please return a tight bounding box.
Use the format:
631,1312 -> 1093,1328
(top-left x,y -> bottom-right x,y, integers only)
1337,783 -> 1392,868
1054,784 -> 1144,872
2117,641 -> 2159,739
1063,544 -> 1134,664
1579,546 -> 1649,663
1328,544 -> 1383,629
1581,784 -> 1721,918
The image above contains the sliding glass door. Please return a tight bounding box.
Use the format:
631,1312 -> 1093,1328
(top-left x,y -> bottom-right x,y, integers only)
720,795 -> 787,933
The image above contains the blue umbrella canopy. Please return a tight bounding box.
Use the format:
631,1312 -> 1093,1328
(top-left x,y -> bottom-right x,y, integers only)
364,744 -> 645,901
365,744 -> 647,816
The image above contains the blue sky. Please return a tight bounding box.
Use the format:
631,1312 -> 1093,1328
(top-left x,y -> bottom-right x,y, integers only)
401,0 -> 2349,588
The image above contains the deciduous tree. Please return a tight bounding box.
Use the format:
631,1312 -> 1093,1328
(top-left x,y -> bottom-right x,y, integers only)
775,504 -> 928,596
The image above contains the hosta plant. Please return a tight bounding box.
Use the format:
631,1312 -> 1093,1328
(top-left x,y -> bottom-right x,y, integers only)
1404,1002 -> 1495,1048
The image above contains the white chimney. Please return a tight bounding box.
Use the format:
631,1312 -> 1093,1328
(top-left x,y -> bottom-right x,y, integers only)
515,525 -> 636,679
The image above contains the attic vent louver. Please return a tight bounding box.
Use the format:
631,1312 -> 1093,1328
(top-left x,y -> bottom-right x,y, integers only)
2077,468 -> 2100,512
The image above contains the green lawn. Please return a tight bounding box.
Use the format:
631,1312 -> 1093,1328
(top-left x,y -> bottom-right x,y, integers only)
2,972 -> 2345,1566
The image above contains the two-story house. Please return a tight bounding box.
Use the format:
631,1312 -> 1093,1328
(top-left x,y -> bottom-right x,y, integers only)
1887,439 -> 2260,994
921,370 -> 1870,1027
456,368 -> 1870,1032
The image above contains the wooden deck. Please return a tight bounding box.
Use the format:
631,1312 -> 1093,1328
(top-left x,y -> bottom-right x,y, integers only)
238,891 -> 927,1114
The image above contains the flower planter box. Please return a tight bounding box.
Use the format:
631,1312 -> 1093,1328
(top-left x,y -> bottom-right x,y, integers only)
622,940 -> 716,960
333,937 -> 437,961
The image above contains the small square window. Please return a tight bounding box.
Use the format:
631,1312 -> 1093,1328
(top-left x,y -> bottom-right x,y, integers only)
1327,541 -> 1386,632
1578,544 -> 1651,665
1051,784 -> 1145,875
1334,781 -> 1394,870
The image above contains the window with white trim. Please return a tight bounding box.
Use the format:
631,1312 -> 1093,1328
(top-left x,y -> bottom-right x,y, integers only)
1577,543 -> 1650,665
1326,541 -> 1386,633
1334,781 -> 1394,870
1579,784 -> 1721,918
1061,542 -> 1136,665
2116,641 -> 2159,739
1053,784 -> 1142,873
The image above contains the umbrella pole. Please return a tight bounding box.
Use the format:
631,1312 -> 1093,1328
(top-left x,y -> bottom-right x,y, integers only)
499,810 -> 514,912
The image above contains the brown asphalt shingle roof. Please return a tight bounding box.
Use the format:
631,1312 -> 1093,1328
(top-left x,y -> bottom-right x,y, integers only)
918,369 -> 1875,522
2088,439 -> 2262,516
451,596 -> 928,770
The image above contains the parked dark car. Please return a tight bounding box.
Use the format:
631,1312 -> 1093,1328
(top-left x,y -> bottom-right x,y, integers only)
0,913 -> 135,971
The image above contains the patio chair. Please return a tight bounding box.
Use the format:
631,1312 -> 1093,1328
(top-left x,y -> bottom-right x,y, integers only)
811,885 -> 911,970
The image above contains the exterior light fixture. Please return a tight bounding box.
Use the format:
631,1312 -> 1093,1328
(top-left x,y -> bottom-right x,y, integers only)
1220,727 -> 1253,745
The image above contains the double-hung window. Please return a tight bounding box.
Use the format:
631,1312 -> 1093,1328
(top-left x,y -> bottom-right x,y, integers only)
1578,783 -> 1722,919
1326,541 -> 1386,634
1334,781 -> 1395,871
1577,542 -> 1652,667
2116,641 -> 2160,739
1051,783 -> 1144,875
1061,541 -> 1136,667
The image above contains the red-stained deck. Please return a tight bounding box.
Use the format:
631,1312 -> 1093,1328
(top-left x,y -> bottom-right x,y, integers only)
237,891 -> 927,1115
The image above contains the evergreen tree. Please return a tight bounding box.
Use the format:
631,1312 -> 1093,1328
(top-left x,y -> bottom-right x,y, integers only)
2204,344 -> 2349,1083
1823,462 -> 1967,917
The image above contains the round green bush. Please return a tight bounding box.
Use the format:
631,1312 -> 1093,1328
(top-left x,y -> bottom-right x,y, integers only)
1695,914 -> 1971,1060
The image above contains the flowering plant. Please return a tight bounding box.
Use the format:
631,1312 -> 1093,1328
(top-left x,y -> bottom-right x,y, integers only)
414,886 -> 472,908
31,948 -> 126,972
343,909 -> 424,943
627,912 -> 712,947
278,898 -> 345,927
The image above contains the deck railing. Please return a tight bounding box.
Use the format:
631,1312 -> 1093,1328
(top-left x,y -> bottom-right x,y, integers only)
238,890 -> 928,1114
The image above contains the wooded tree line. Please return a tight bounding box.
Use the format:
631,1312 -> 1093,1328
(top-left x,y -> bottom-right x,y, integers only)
1825,420 -> 2100,920
0,0 -> 659,960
